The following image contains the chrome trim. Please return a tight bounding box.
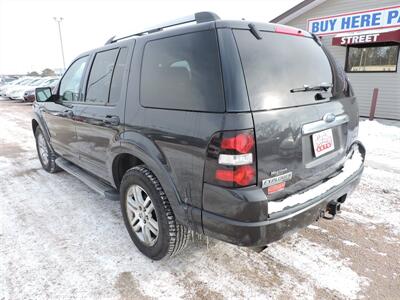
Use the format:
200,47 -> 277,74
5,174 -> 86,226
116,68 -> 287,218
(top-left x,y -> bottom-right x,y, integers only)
323,112 -> 336,123
302,114 -> 349,135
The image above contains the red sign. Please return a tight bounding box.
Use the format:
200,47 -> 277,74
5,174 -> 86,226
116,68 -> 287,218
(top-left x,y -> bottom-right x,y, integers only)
267,182 -> 285,194
332,29 -> 400,46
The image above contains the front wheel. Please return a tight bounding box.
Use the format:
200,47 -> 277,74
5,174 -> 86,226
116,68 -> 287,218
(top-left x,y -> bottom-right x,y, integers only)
120,166 -> 189,260
34,127 -> 61,173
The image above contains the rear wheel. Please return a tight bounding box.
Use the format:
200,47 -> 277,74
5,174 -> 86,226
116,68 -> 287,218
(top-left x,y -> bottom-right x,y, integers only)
120,166 -> 189,260
34,127 -> 61,173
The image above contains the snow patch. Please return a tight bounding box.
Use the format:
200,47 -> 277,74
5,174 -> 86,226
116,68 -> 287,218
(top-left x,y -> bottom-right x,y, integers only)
265,238 -> 369,299
307,224 -> 328,233
341,167 -> 400,235
342,240 -> 359,247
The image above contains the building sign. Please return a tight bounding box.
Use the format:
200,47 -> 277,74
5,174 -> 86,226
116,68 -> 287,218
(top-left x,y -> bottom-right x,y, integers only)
308,5 -> 400,35
331,29 -> 400,46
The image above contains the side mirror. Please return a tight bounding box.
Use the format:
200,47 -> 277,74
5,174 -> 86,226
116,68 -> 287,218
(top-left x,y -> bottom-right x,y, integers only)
35,87 -> 53,102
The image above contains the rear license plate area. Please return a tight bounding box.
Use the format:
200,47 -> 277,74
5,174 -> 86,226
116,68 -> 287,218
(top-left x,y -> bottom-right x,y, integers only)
312,128 -> 335,157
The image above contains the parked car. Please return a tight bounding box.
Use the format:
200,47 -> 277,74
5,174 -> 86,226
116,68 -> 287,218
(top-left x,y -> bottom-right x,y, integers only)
0,76 -> 19,86
1,77 -> 42,98
23,77 -> 60,102
32,12 -> 365,260
6,77 -> 52,100
0,77 -> 35,96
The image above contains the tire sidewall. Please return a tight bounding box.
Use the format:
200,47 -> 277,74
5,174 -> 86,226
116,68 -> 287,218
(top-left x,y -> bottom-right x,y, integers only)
120,168 -> 171,260
35,127 -> 51,172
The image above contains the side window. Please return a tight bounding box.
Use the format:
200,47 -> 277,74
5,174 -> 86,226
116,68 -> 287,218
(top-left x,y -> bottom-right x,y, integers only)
140,30 -> 224,112
86,48 -> 119,104
109,48 -> 128,105
59,56 -> 88,101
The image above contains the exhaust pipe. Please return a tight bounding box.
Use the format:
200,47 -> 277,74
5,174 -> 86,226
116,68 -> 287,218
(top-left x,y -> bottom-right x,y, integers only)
323,200 -> 341,220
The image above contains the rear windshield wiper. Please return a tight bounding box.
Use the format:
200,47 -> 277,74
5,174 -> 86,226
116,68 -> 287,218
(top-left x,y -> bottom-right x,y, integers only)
290,83 -> 332,93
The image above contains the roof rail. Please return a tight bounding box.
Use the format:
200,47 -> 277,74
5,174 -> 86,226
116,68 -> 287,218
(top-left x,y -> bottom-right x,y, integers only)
105,11 -> 220,45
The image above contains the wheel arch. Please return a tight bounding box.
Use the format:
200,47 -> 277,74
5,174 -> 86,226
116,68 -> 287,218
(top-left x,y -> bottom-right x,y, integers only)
32,119 -> 39,134
110,139 -> 190,227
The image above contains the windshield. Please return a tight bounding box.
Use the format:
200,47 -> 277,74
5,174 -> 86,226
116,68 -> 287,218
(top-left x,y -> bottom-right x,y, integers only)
233,30 -> 333,110
16,78 -> 34,85
27,79 -> 44,86
39,78 -> 58,86
10,78 -> 28,85
35,79 -> 49,86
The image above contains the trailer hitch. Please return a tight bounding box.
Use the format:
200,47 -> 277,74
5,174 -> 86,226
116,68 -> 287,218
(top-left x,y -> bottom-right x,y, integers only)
323,200 -> 341,220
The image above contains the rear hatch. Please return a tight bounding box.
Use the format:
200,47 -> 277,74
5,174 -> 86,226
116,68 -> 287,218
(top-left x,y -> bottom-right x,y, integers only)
234,27 -> 355,200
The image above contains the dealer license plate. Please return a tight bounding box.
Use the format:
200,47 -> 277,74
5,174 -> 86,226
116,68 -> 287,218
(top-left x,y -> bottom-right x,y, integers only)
312,128 -> 335,157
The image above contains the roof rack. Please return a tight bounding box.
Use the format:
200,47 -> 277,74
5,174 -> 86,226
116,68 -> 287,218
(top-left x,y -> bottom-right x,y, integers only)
105,11 -> 220,45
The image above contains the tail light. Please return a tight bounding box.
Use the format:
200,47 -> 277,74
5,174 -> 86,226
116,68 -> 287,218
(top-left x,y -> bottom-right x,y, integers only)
204,129 -> 256,188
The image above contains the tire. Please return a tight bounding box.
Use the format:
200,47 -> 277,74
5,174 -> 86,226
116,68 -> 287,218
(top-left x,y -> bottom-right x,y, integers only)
120,166 -> 189,260
34,127 -> 61,173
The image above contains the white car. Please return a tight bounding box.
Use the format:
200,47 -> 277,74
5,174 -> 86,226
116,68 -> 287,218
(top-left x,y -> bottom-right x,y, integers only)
23,77 -> 60,102
6,78 -> 50,100
0,77 -> 36,97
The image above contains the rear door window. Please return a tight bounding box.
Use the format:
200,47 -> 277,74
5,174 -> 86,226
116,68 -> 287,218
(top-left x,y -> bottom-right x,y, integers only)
140,30 -> 224,112
234,30 -> 333,111
86,48 -> 119,104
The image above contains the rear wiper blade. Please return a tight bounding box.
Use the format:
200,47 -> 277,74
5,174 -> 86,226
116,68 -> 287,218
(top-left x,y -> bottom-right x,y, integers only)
290,83 -> 332,93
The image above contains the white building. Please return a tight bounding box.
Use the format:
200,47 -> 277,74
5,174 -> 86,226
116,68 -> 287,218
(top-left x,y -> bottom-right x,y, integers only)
272,0 -> 400,120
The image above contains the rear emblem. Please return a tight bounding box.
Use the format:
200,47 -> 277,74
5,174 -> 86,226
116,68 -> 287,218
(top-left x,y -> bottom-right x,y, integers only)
262,172 -> 292,189
323,113 -> 336,123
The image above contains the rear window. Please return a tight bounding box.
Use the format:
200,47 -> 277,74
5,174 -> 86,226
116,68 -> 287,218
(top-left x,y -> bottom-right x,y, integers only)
234,30 -> 333,111
140,30 -> 224,112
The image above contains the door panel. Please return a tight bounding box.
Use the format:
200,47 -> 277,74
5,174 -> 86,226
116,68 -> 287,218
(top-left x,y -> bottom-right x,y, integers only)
41,101 -> 77,160
42,55 -> 90,161
73,105 -> 123,181
73,44 -> 132,181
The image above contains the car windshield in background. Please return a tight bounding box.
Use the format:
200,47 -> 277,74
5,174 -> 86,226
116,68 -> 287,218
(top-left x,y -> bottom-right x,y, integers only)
233,30 -> 333,111
46,79 -> 59,85
31,79 -> 46,86
17,79 -> 35,85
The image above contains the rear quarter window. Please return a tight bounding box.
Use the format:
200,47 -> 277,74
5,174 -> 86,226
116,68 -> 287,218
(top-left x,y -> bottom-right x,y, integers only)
140,30 -> 224,112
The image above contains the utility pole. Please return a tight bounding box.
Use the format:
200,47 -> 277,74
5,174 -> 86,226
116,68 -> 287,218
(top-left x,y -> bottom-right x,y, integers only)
53,17 -> 66,71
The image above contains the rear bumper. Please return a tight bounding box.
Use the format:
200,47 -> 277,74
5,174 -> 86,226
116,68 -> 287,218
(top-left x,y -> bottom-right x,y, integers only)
201,142 -> 365,247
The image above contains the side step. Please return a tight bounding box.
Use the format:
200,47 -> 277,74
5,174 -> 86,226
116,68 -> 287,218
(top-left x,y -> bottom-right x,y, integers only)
55,157 -> 119,201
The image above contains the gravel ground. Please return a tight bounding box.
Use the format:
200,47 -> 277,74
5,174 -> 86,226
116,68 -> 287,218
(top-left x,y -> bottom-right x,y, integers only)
1,99 -> 399,299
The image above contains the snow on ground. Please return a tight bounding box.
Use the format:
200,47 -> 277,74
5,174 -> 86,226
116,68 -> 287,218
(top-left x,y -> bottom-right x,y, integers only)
342,120 -> 400,235
265,237 -> 369,299
1,101 -> 399,299
358,120 -> 400,172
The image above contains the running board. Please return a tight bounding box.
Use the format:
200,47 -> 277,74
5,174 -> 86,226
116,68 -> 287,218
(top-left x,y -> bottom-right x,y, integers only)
55,157 -> 119,201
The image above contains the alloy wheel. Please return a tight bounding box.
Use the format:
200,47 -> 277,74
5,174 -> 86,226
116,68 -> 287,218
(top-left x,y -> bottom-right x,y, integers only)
126,184 -> 159,246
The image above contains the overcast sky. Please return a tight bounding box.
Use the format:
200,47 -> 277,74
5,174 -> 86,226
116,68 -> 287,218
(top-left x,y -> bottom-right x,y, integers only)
0,0 -> 300,74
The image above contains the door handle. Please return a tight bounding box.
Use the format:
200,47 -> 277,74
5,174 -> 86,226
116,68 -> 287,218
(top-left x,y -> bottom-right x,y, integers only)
54,109 -> 74,118
102,115 -> 120,126
56,110 -> 73,118
64,110 -> 74,118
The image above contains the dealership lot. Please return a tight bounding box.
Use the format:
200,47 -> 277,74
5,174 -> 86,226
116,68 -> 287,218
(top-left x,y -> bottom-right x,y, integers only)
1,100 -> 399,299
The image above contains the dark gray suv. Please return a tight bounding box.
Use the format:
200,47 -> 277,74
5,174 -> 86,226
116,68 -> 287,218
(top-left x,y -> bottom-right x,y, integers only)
32,12 -> 365,260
